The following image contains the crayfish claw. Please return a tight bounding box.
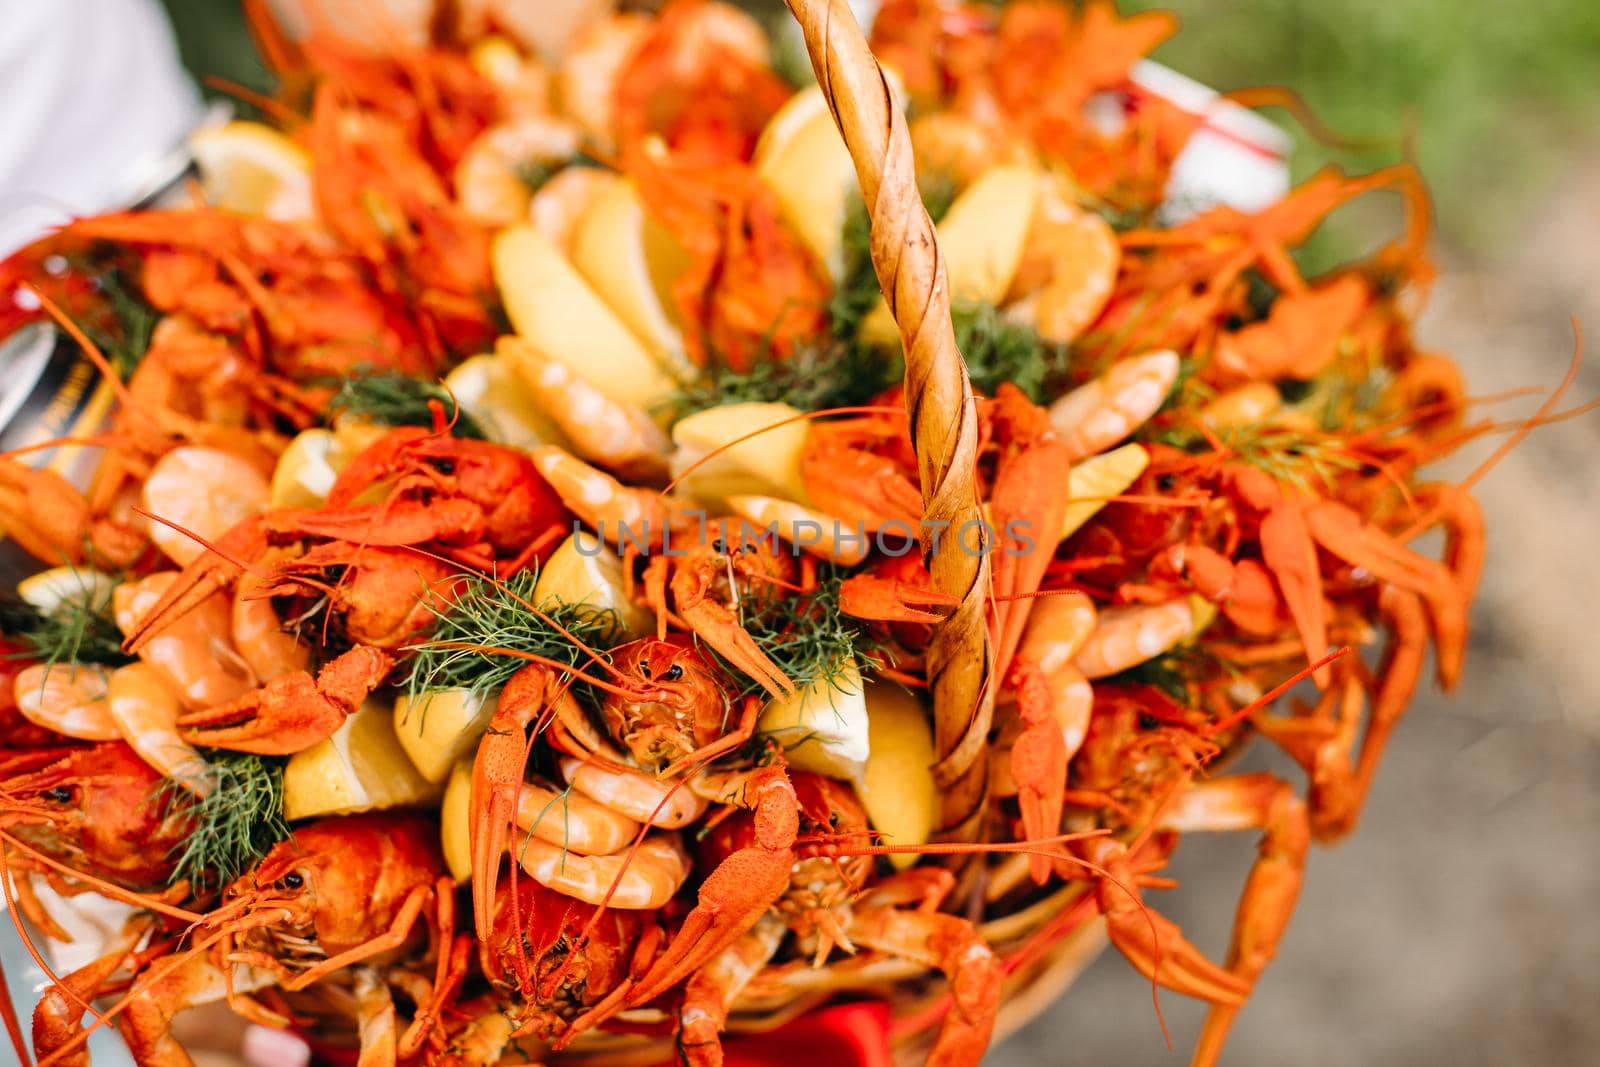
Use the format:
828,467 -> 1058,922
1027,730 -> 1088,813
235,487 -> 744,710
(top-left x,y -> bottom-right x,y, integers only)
177,646 -> 393,755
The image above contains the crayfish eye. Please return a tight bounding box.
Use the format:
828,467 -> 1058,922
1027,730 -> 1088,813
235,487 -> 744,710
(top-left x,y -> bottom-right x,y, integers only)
662,664 -> 683,682
711,538 -> 727,554
1156,474 -> 1177,491
1138,713 -> 1161,731
428,458 -> 456,475
278,871 -> 305,891
43,786 -> 73,804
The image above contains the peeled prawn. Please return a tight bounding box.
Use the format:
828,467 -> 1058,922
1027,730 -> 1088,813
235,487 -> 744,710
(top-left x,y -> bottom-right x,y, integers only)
454,116 -> 583,227
1048,349 -> 1180,461
560,757 -> 709,828
140,446 -> 270,568
512,831 -> 689,909
1073,599 -> 1196,679
114,573 -> 255,710
106,663 -> 209,793
514,778 -> 642,856
13,664 -> 120,740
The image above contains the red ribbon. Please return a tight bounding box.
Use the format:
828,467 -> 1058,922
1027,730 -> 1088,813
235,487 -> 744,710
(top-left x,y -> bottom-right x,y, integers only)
681,1001 -> 895,1067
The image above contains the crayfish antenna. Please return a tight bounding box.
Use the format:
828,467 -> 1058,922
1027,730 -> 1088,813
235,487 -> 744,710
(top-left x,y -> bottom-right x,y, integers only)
122,512 -> 270,653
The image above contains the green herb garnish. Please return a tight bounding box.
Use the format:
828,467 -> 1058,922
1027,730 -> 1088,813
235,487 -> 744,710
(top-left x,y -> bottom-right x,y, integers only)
712,561 -> 882,698
0,579 -> 130,668
159,752 -> 291,890
949,300 -> 1070,402
327,370 -> 486,439
404,569 -> 619,703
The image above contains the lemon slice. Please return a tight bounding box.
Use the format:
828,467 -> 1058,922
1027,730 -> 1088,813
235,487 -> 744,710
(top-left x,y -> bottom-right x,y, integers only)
269,429 -> 351,509
534,531 -> 655,640
283,698 -> 442,820
859,682 -> 937,870
669,401 -> 810,507
188,121 -> 313,219
755,85 -> 856,282
440,760 -> 474,883
570,178 -> 693,378
493,223 -> 679,411
860,163 -> 1040,346
17,566 -> 118,617
393,688 -> 498,784
443,353 -> 566,450
758,656 -> 868,780
1060,443 -> 1149,542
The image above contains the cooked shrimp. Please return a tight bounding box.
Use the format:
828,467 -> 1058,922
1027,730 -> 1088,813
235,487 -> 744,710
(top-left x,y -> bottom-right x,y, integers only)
531,446 -> 689,548
514,778 -> 642,856
454,115 -> 583,227
560,757 -> 709,828
106,662 -> 209,793
910,113 -> 1034,191
512,831 -> 689,909
12,664 -> 119,740
141,446 -> 270,567
556,13 -> 652,148
1202,382 -> 1282,429
1005,179 -> 1120,344
231,553 -> 311,683
114,572 -> 254,710
1048,349 -> 1181,461
724,495 -> 873,566
463,0 -> 615,64
1073,599 -> 1196,680
993,594 -> 1098,795
467,33 -> 552,115
528,165 -> 620,254
499,337 -> 667,478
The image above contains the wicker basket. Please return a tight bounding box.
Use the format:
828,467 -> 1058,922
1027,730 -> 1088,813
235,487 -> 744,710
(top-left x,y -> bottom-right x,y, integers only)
552,1 -> 1108,1061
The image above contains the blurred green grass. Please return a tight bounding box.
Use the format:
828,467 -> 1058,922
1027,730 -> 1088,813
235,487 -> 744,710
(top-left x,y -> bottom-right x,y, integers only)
158,0 -> 1600,258
1123,0 -> 1600,257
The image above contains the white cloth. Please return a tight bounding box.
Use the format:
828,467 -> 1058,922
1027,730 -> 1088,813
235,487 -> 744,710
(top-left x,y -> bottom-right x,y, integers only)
0,0 -> 202,256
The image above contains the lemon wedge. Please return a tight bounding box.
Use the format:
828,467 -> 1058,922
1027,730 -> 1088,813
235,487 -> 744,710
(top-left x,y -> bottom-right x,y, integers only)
754,86 -> 856,282
269,429 -> 351,509
535,531 -> 655,640
493,223 -> 679,411
188,121 -> 313,219
860,163 -> 1040,346
669,401 -> 810,507
1060,443 -> 1150,542
443,353 -> 566,450
17,566 -> 118,617
283,698 -> 442,820
570,177 -> 692,378
859,682 -> 938,870
759,657 -> 869,780
393,688 -> 498,784
440,760 -> 474,883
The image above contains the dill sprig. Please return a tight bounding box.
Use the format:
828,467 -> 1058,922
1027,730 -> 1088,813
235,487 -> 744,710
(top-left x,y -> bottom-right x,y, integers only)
326,369 -> 486,439
664,340 -> 896,416
1145,421 -> 1366,490
919,171 -> 958,225
0,580 -> 130,668
715,562 -> 883,698
158,752 -> 291,891
1107,644 -> 1237,705
404,569 -> 620,703
950,300 -> 1070,402
828,192 -> 880,342
60,250 -> 158,376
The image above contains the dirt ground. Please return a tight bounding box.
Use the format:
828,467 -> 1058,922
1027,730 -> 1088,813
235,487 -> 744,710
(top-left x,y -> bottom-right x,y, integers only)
993,160 -> 1600,1065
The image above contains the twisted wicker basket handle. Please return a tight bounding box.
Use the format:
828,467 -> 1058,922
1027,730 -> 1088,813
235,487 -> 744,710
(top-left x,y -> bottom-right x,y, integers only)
783,0 -> 994,842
